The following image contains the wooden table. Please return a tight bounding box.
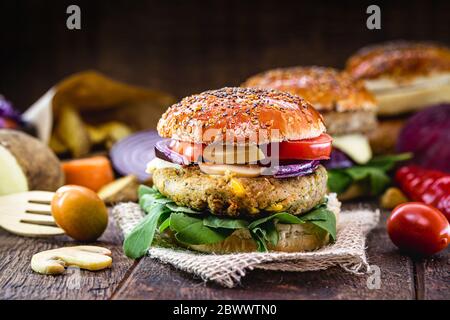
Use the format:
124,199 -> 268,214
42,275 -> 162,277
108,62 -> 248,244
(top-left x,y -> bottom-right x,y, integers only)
0,203 -> 448,300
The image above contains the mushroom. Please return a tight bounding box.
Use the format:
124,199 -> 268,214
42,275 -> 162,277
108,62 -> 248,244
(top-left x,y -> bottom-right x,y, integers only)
31,246 -> 112,275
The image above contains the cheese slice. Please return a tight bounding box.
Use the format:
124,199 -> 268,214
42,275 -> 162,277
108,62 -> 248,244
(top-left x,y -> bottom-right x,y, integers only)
332,134 -> 372,165
202,144 -> 265,164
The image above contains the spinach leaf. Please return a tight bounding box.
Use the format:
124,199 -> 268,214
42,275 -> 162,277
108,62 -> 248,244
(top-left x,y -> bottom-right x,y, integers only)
250,229 -> 268,252
300,206 -> 337,241
367,153 -> 412,171
261,220 -> 279,246
159,216 -> 171,233
125,185 -> 337,256
248,212 -> 304,229
123,203 -> 168,259
171,212 -> 233,245
345,166 -> 391,195
138,185 -> 157,198
166,202 -> 203,214
327,170 -> 353,193
203,216 -> 249,229
327,152 -> 411,195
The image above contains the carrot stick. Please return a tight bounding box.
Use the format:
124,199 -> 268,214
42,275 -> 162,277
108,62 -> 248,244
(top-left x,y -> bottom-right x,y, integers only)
62,156 -> 114,192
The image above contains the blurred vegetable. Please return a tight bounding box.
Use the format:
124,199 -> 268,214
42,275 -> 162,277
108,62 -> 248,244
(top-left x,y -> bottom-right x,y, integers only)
323,149 -> 354,170
98,175 -> 139,204
52,185 -> 108,241
62,156 -> 114,192
49,71 -> 175,155
49,134 -> 68,154
0,117 -> 18,129
86,121 -> 132,148
397,104 -> 450,172
380,187 -> 409,209
387,202 -> 450,256
0,129 -> 64,196
332,134 -> 372,164
110,130 -> 161,181
55,105 -> 91,157
52,70 -> 176,130
396,165 -> 450,221
0,96 -> 22,123
327,153 -> 412,197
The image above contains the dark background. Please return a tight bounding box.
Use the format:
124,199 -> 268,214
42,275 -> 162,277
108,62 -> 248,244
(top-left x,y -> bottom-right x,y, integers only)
1,0 -> 449,111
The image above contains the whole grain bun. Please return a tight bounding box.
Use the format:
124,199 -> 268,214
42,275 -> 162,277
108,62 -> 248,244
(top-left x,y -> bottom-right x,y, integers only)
188,194 -> 341,254
157,87 -> 326,145
346,41 -> 450,80
242,66 -> 377,113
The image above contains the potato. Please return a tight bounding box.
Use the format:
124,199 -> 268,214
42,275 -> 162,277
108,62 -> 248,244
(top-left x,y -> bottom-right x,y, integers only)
86,122 -> 132,151
55,105 -> 91,157
0,129 -> 64,196
49,133 -> 68,154
98,175 -> 139,204
52,71 -> 176,113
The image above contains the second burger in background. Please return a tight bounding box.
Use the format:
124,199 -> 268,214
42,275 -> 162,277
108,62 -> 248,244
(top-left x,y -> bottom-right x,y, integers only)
124,87 -> 340,258
346,41 -> 450,154
243,66 -> 410,200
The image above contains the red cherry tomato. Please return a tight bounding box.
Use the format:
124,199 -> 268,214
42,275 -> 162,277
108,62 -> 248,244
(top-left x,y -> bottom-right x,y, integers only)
387,202 -> 450,256
277,133 -> 332,160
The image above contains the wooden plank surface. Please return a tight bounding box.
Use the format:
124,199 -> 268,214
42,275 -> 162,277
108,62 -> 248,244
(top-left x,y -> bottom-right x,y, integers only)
0,219 -> 136,300
415,250 -> 450,300
112,204 -> 416,300
0,204 -> 447,300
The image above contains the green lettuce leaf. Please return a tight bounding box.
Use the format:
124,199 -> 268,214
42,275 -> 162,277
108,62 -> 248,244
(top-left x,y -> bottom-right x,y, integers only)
203,216 -> 249,229
170,212 -> 233,245
123,203 -> 168,259
300,205 -> 337,241
327,152 -> 412,195
124,186 -> 337,258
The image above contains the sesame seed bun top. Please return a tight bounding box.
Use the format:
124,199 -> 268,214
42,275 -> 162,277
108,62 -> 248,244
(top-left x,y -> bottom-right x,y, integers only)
157,87 -> 326,145
346,41 -> 450,80
242,66 -> 376,113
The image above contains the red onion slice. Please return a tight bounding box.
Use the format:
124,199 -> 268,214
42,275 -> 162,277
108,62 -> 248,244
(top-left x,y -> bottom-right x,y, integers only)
110,130 -> 160,181
155,139 -> 190,165
272,160 -> 320,178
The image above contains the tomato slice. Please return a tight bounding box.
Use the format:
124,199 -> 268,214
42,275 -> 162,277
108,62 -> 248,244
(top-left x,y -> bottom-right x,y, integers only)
277,133 -> 332,160
169,133 -> 332,162
169,140 -> 204,162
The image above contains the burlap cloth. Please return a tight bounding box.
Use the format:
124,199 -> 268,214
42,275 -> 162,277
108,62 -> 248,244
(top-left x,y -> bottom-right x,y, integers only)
112,203 -> 380,288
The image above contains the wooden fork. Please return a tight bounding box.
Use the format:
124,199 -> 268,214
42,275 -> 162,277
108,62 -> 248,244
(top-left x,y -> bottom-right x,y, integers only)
0,191 -> 65,237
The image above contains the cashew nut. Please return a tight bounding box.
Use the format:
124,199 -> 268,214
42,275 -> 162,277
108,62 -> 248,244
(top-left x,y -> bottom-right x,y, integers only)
31,246 -> 112,275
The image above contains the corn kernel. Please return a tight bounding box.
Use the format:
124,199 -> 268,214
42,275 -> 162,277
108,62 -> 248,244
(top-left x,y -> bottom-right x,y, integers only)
230,179 -> 245,196
266,203 -> 284,212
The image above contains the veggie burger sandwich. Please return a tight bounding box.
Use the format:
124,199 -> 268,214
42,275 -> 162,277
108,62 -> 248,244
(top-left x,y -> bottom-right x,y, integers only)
125,87 -> 340,258
243,67 -> 410,200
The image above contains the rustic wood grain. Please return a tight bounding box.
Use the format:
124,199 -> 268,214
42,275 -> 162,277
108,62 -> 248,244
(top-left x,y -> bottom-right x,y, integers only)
112,203 -> 416,300
414,249 -> 450,300
0,218 -> 136,300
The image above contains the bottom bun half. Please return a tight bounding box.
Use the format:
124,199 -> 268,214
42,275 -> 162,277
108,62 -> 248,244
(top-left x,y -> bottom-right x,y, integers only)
185,194 -> 341,254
